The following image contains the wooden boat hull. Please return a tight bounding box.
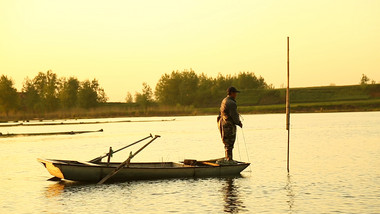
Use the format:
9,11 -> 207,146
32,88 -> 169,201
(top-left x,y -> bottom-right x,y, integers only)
38,158 -> 250,182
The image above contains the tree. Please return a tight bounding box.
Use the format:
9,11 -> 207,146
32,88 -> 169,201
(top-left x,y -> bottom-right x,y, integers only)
30,70 -> 60,112
155,73 -> 176,105
22,78 -> 40,112
135,82 -> 154,109
177,70 -> 199,105
21,72 -> 108,111
59,77 -> 80,109
360,74 -> 370,85
155,70 -> 270,107
195,73 -> 216,106
78,80 -> 98,109
233,72 -> 268,90
0,75 -> 19,117
77,79 -> 108,109
125,92 -> 133,103
155,69 -> 199,105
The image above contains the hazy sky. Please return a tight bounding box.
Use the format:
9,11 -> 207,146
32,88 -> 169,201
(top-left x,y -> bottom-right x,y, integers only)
1,0 -> 379,101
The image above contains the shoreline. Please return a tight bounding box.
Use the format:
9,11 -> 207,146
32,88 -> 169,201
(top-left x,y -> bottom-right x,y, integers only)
1,99 -> 380,123
2,84 -> 379,123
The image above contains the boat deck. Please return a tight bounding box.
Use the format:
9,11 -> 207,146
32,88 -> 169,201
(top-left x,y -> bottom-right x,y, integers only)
44,159 -> 245,168
38,158 -> 250,182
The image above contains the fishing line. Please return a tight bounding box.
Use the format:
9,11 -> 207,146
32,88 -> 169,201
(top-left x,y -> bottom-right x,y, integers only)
239,114 -> 250,162
236,132 -> 242,161
241,128 -> 252,173
239,114 -> 252,172
241,128 -> 250,163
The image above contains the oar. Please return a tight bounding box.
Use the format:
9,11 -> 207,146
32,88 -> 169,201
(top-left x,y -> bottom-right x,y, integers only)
89,134 -> 153,163
97,135 -> 161,184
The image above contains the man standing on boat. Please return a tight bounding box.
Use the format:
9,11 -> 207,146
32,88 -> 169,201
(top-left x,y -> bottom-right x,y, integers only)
217,87 -> 243,162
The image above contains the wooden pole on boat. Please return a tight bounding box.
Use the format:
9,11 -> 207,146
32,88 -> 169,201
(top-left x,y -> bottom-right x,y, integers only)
286,37 -> 290,173
97,135 -> 161,184
106,147 -> 112,167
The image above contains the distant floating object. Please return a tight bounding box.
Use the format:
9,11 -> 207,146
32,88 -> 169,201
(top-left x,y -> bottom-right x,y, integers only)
0,118 -> 176,127
0,129 -> 103,138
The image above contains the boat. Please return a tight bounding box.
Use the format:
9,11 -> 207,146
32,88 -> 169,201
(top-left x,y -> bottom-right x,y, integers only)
37,158 -> 250,183
37,134 -> 250,183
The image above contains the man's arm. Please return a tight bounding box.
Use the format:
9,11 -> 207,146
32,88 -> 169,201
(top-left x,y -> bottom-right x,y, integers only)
228,101 -> 242,126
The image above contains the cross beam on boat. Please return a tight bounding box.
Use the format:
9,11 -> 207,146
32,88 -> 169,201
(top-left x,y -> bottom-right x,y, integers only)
97,135 -> 161,184
89,134 -> 153,163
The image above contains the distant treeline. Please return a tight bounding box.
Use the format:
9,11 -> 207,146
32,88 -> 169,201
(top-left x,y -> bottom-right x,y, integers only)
237,84 -> 380,106
0,70 -> 107,117
0,69 -> 270,119
2,69 -> 378,121
129,69 -> 271,107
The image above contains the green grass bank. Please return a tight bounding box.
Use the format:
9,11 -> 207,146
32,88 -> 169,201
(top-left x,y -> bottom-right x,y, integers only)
1,84 -> 379,122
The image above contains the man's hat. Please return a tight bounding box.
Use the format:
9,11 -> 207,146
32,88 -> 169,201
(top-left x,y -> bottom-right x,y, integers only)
227,86 -> 240,94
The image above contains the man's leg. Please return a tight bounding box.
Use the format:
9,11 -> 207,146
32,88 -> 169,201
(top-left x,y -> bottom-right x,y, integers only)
227,136 -> 236,161
224,144 -> 231,161
223,135 -> 232,160
224,137 -> 235,161
226,147 -> 233,161
222,122 -> 236,161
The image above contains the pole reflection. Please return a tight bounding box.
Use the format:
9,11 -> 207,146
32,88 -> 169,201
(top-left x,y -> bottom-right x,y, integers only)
285,174 -> 295,213
222,177 -> 245,213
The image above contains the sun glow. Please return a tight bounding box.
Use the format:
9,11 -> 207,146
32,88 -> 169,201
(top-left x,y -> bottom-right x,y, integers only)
1,0 -> 379,101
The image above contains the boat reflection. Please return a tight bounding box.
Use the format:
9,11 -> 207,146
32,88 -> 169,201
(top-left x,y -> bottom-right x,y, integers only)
222,177 -> 245,213
45,182 -> 65,198
45,176 -> 248,214
44,181 -> 85,198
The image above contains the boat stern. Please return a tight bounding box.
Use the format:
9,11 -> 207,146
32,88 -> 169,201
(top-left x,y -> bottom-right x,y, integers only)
37,158 -> 64,179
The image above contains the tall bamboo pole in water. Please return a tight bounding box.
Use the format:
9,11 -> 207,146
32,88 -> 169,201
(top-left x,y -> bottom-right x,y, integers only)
286,37 -> 290,173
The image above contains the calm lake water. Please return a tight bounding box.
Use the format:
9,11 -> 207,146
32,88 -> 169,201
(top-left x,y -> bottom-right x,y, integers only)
0,112 -> 379,213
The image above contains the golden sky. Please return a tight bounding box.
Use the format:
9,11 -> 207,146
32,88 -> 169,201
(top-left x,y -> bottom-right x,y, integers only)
1,0 -> 379,101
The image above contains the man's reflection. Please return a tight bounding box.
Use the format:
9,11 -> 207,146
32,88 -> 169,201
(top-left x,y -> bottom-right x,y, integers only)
222,177 -> 245,213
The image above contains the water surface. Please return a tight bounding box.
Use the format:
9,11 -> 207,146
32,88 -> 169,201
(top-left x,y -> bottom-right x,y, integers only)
1,112 -> 379,213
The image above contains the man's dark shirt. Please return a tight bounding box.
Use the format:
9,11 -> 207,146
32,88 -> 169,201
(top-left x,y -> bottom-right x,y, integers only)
219,96 -> 241,126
